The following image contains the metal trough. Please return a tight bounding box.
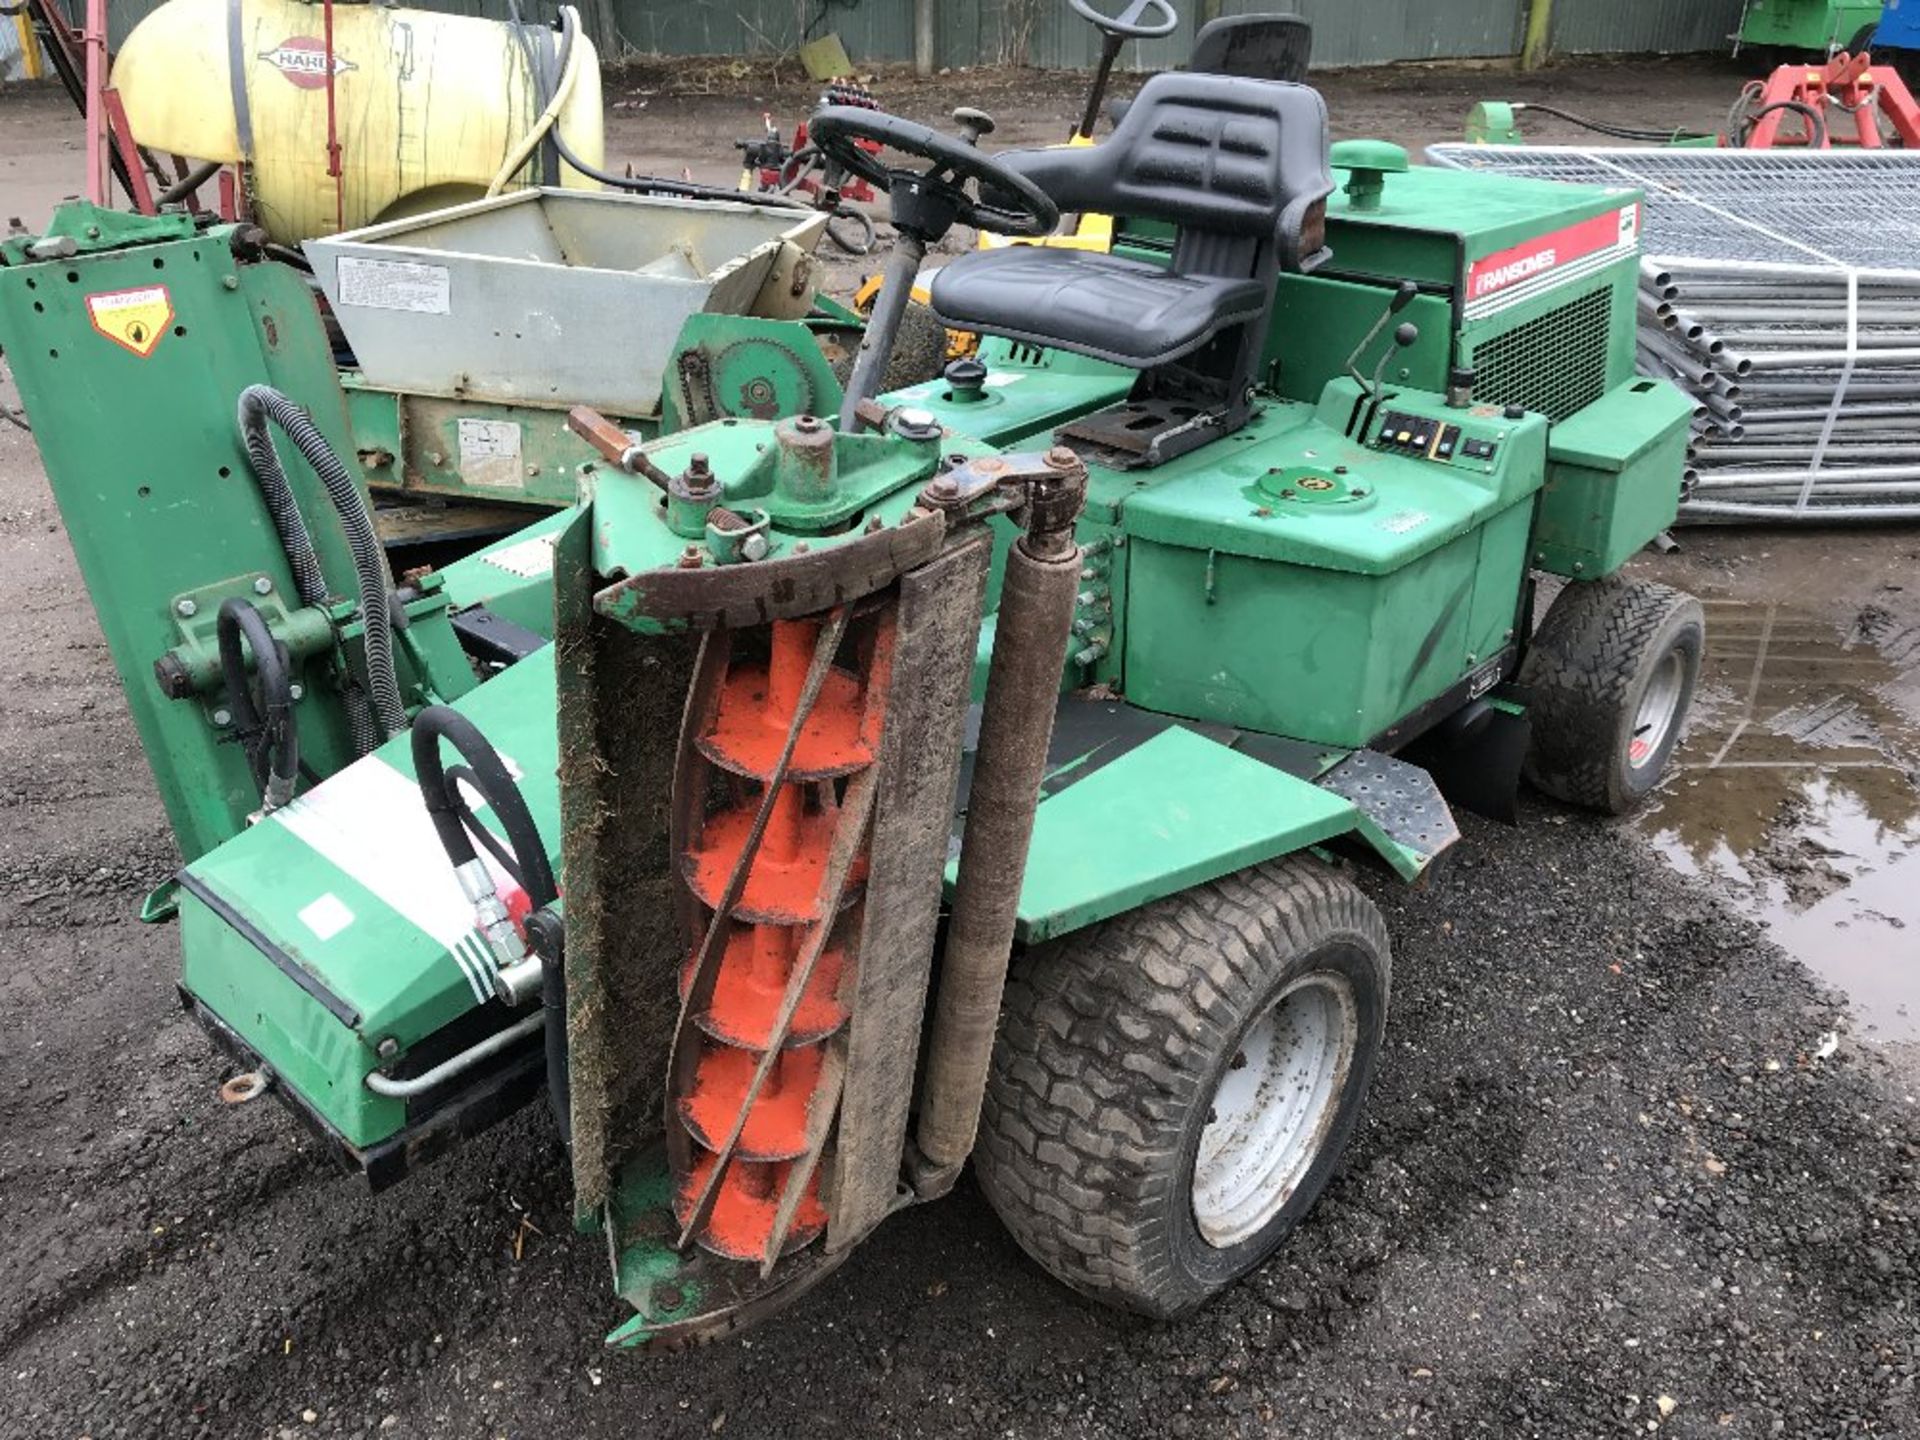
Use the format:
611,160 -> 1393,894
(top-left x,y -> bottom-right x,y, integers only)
308,188 -> 827,417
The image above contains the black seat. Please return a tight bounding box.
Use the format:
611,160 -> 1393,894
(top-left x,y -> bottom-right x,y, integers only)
1108,14 -> 1313,127
1189,13 -> 1312,83
929,72 -> 1331,466
930,73 -> 1332,370
928,248 -> 1268,368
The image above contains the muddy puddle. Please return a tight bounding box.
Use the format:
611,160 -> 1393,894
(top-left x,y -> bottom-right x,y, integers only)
1640,592 -> 1920,1044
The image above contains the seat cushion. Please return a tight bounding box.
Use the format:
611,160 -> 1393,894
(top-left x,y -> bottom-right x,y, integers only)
928,246 -> 1267,368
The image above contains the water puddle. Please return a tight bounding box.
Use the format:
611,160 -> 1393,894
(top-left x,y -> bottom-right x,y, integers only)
1640,596 -> 1920,1044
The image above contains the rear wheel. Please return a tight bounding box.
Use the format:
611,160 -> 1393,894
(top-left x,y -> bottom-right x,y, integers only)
975,858 -> 1390,1318
1520,576 -> 1704,814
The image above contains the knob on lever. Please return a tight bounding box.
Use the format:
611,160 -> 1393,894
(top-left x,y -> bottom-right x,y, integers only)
953,108 -> 996,146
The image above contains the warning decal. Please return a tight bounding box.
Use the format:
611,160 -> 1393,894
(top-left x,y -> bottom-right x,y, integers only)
86,285 -> 174,358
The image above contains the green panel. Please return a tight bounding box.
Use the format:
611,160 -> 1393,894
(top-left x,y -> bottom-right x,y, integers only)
181,647 -> 562,1146
1116,381 -> 1548,575
957,726 -> 1359,944
179,888 -> 405,1146
1264,274 -> 1455,405
1535,377 -> 1694,578
437,505 -> 576,638
1123,519 -> 1517,748
1740,0 -> 1882,47
0,205 -> 374,860
882,335 -> 1134,450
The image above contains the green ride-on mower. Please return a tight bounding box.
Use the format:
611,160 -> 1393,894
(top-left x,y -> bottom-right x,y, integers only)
0,55 -> 1704,1344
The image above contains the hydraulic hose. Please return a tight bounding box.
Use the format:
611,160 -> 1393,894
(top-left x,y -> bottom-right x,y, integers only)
217,598 -> 299,811
411,705 -> 567,1144
236,385 -> 407,742
411,706 -> 557,912
1508,101 -> 1712,145
507,0 -> 812,216
486,2 -> 585,198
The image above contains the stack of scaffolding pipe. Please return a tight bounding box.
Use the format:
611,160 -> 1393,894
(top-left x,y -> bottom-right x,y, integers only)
1638,256 -> 1920,520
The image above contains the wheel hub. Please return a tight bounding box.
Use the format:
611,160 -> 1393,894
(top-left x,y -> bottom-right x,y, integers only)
1191,975 -> 1357,1249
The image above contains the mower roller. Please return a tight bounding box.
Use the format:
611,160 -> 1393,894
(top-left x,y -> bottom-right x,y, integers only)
0,47 -> 1705,1346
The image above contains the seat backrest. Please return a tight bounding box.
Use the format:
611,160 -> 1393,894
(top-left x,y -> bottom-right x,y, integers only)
1002,73 -> 1333,273
1189,14 -> 1313,83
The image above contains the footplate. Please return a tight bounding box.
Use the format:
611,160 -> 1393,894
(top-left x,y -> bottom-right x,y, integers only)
1317,749 -> 1460,879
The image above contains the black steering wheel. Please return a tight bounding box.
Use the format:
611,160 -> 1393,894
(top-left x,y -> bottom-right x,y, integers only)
808,107 -> 1061,240
1069,0 -> 1178,41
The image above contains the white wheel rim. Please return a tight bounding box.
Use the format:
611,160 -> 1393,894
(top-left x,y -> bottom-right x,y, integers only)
1630,650 -> 1685,770
1191,974 -> 1358,1249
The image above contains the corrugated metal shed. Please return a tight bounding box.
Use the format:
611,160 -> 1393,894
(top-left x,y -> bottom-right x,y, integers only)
1551,0 -> 1747,55
89,0 -> 1754,66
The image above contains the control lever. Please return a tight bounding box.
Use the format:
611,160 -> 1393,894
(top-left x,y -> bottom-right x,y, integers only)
1342,281 -> 1419,438
1357,324 -> 1420,445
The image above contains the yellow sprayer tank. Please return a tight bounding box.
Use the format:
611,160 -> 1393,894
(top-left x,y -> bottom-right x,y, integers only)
112,0 -> 604,246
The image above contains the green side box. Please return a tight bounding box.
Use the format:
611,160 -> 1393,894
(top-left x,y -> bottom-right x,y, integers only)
1740,0 -> 1883,49
1533,378 -> 1694,580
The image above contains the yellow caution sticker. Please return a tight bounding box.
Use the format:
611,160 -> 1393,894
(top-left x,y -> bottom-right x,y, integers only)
85,285 -> 174,358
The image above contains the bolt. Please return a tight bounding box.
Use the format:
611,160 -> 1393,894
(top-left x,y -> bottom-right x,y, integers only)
211,708 -> 232,728
252,576 -> 273,595
740,532 -> 770,562
652,1282 -> 686,1311
687,452 -> 713,480
1206,1107 -> 1219,1125
376,1037 -> 400,1061
677,544 -> 704,569
222,275 -> 239,291
926,475 -> 959,500
792,542 -> 810,554
426,451 -> 445,467
1044,445 -> 1078,470
794,415 -> 823,434
865,516 -> 884,533
288,683 -> 304,701
1351,487 -> 1369,498
526,464 -> 540,477
175,598 -> 198,618
1229,1050 -> 1248,1071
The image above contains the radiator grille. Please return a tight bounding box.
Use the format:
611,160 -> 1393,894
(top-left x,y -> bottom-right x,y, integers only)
1467,285 -> 1612,422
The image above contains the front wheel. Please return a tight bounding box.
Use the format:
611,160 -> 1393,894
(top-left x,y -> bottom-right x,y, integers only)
1519,576 -> 1705,814
975,858 -> 1391,1319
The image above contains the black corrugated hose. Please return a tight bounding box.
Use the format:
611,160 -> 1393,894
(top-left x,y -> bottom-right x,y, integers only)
236,385 -> 407,744
216,597 -> 300,811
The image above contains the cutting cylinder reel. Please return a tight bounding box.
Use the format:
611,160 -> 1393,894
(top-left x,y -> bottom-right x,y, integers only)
668,608 -> 895,1265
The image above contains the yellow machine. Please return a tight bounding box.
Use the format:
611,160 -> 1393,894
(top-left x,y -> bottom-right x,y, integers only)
112,0 -> 605,245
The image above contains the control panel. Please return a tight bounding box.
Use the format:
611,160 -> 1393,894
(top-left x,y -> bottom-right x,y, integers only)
1374,407 -> 1501,469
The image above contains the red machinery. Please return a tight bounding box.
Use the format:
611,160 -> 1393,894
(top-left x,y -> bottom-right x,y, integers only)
1736,50 -> 1920,148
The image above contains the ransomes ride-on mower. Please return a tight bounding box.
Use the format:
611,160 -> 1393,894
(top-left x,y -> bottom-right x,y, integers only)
0,56 -> 1705,1344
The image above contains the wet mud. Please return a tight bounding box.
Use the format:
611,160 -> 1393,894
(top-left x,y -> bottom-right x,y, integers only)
1636,532 -> 1920,1049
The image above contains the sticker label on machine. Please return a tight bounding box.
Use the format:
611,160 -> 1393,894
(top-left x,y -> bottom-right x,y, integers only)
458,418 -> 525,490
1464,203 -> 1640,320
85,285 -> 173,358
335,256 -> 451,315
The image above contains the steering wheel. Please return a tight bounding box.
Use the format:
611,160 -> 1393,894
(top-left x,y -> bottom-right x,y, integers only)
1069,0 -> 1178,41
808,107 -> 1061,239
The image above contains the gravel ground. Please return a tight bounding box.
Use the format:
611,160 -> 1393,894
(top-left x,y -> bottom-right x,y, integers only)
2,54 -> 1918,1440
